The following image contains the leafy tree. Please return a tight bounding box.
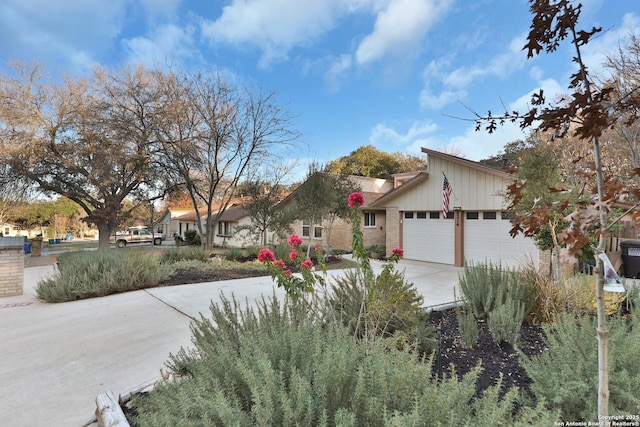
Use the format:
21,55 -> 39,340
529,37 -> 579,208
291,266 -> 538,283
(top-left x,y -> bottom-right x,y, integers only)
469,1 -> 640,417
0,162 -> 31,227
326,145 -> 426,179
479,139 -> 529,169
0,63 -> 167,249
292,164 -> 361,255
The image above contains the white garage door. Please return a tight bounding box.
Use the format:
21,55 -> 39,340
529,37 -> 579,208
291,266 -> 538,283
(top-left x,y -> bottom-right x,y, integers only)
403,212 -> 455,264
464,212 -> 539,269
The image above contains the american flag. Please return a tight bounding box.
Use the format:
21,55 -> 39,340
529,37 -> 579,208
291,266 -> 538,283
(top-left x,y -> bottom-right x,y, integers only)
442,173 -> 452,218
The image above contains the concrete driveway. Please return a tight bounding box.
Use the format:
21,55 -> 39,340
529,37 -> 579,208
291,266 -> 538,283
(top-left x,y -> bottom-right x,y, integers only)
0,255 -> 461,426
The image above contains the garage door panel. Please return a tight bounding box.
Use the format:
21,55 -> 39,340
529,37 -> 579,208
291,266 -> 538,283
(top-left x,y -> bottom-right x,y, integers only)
464,217 -> 538,269
404,218 -> 454,264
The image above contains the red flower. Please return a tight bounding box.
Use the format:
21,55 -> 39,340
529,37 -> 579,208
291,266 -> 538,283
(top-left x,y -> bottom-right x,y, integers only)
301,259 -> 314,269
258,248 -> 275,263
273,260 -> 286,268
289,249 -> 299,261
392,248 -> 404,257
288,234 -> 303,247
315,246 -> 323,252
284,269 -> 292,275
348,192 -> 365,208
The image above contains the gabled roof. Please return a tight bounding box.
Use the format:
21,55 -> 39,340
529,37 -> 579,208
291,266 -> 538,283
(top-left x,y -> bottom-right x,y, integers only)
173,196 -> 250,222
421,148 -> 511,179
369,172 -> 429,207
371,149 -> 513,207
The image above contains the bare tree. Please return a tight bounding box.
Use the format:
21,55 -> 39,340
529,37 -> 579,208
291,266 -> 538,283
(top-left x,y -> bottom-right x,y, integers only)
156,70 -> 300,250
0,62 -> 166,249
237,160 -> 298,246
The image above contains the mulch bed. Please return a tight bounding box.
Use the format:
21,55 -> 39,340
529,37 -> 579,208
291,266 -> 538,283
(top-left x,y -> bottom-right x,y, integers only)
159,268 -> 268,286
428,308 -> 547,400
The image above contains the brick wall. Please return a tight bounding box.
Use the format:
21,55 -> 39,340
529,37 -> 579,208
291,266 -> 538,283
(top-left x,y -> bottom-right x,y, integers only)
385,207 -> 400,257
0,237 -> 24,297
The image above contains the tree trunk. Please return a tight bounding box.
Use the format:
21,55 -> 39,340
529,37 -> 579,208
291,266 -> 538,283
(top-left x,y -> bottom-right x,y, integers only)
96,222 -> 112,251
593,136 -> 610,420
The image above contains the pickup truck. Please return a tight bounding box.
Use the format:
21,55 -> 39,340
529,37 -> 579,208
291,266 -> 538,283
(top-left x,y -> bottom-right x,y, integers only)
110,227 -> 164,248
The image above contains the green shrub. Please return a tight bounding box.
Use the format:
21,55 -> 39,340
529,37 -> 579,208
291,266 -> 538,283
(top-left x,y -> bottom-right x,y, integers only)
133,294 -> 556,426
456,304 -> 478,348
159,246 -> 209,264
35,250 -> 172,302
522,310 -> 640,421
325,268 -> 433,352
183,229 -> 201,246
458,262 -> 536,346
458,262 -> 512,319
488,298 -> 525,346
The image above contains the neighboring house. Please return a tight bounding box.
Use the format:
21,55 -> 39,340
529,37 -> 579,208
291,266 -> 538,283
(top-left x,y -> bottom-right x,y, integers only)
1,222 -> 22,237
285,175 -> 393,252
157,208 -> 194,238
165,198 -> 262,247
370,148 -> 540,269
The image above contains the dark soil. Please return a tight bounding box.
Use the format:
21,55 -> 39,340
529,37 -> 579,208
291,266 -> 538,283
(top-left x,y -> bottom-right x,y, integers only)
428,309 -> 547,400
159,267 -> 268,286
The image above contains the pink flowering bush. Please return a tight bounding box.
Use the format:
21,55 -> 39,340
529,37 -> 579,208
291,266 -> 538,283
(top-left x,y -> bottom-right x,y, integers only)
258,234 -> 326,300
348,192 -> 365,208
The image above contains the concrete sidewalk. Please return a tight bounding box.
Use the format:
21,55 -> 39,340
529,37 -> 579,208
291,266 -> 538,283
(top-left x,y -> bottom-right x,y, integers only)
0,255 -> 461,426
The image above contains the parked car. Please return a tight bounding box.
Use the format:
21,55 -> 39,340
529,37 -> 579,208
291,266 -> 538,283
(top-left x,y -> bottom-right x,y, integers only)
109,227 -> 164,248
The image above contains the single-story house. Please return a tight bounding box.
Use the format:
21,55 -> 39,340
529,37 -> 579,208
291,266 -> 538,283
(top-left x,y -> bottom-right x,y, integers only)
158,150 -> 545,270
370,148 -> 540,269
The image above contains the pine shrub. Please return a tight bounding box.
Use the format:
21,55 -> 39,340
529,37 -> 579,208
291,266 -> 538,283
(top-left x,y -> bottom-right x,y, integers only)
133,294 -> 556,426
35,250 -> 172,302
183,229 -> 201,246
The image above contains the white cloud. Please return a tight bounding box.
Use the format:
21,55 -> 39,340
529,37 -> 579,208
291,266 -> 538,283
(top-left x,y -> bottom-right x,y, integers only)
324,54 -> 353,92
0,0 -> 128,72
355,0 -> 453,66
122,24 -> 196,68
581,12 -> 640,79
200,0 -> 351,68
369,120 -> 439,152
420,33 -> 528,110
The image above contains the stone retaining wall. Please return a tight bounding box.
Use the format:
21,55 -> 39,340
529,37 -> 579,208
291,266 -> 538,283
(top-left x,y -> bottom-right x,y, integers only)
0,237 -> 24,297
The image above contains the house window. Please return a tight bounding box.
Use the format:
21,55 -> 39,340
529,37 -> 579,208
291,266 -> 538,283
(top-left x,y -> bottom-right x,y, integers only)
501,211 -> 514,220
4,226 -> 9,235
364,212 -> 377,227
445,211 -> 454,219
302,220 -> 322,239
483,212 -> 497,220
429,211 -> 440,219
466,212 -> 479,220
404,212 -> 414,219
417,211 -> 427,219
218,222 -> 231,237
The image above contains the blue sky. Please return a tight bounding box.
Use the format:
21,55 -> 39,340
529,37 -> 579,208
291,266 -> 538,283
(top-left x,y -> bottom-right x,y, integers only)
1,0 -> 638,173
